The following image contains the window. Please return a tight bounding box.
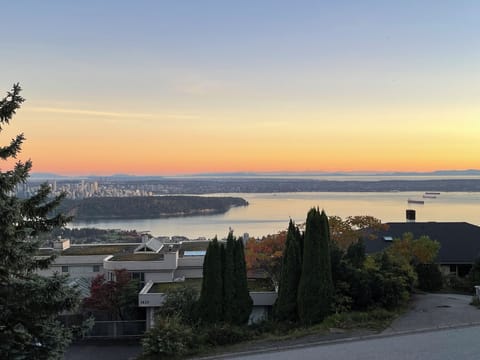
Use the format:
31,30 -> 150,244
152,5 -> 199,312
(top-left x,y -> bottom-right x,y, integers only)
131,272 -> 145,282
131,272 -> 145,287
93,265 -> 100,272
61,266 -> 69,273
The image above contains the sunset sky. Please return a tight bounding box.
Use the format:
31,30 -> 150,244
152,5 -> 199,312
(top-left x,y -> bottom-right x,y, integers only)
2,1 -> 479,175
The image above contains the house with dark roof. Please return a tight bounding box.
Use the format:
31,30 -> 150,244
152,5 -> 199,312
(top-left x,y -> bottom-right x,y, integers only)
364,222 -> 480,276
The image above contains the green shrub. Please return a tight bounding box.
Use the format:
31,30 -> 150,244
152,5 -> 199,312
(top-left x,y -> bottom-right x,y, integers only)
157,285 -> 199,325
248,319 -> 297,336
332,281 -> 353,313
468,258 -> 480,285
349,269 -> 373,309
385,276 -> 412,309
202,323 -> 252,346
323,308 -> 394,330
416,264 -> 443,291
444,274 -> 474,294
142,315 -> 198,358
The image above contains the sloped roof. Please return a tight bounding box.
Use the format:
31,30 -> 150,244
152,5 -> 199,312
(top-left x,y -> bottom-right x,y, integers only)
364,222 -> 480,264
135,238 -> 164,253
68,277 -> 92,299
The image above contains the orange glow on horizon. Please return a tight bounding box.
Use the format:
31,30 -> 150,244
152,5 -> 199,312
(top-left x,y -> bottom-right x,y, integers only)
1,101 -> 477,176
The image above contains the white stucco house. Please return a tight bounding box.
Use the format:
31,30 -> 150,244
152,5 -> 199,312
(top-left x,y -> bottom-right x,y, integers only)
37,236 -> 277,330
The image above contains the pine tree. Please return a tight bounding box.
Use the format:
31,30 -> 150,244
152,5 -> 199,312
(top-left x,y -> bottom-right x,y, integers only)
231,239 -> 253,325
297,208 -> 333,324
197,238 -> 224,323
274,219 -> 302,322
0,84 -> 80,359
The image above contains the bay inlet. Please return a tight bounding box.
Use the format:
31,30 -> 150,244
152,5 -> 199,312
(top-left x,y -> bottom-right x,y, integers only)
71,191 -> 480,239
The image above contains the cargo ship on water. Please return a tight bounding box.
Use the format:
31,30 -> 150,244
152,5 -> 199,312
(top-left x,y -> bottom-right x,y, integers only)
423,192 -> 440,199
407,199 -> 425,204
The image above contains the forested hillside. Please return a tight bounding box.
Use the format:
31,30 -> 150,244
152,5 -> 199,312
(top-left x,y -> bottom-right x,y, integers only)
57,196 -> 248,220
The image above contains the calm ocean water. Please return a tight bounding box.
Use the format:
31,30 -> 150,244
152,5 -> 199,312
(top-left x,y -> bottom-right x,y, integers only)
72,191 -> 480,239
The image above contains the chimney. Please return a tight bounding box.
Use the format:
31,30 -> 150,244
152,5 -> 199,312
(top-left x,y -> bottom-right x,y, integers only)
141,234 -> 149,244
53,237 -> 71,251
406,209 -> 416,223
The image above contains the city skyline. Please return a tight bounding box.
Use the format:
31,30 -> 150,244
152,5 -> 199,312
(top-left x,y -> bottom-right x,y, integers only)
2,1 -> 479,175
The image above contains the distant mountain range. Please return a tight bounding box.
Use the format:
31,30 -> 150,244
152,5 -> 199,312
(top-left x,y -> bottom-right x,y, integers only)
29,169 -> 480,180
29,173 -> 164,181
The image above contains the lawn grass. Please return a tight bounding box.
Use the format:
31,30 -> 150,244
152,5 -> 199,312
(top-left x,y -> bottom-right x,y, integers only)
247,278 -> 275,292
180,241 -> 210,252
149,278 -> 203,293
110,253 -> 166,261
147,278 -> 276,294
61,244 -> 137,256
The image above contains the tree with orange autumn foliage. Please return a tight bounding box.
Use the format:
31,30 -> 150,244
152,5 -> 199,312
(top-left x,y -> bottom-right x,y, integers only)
245,231 -> 287,287
329,215 -> 388,249
245,215 -> 386,284
387,232 -> 440,265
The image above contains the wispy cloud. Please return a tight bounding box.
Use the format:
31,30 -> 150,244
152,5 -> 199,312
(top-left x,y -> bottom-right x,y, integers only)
30,107 -> 199,120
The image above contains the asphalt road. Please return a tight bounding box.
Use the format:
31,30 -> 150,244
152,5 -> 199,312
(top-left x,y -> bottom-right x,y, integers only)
227,325 -> 480,360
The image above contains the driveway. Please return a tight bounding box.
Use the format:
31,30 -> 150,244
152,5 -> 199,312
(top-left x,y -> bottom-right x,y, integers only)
383,292 -> 480,333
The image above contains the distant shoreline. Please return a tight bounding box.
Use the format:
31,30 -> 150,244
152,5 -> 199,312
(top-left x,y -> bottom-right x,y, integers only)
69,178 -> 480,194
57,196 -> 248,221
41,178 -> 480,198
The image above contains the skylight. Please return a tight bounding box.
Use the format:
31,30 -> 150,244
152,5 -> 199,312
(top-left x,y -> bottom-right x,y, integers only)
183,250 -> 207,256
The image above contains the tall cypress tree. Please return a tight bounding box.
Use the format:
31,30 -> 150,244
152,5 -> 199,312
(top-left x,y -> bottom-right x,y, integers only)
222,231 -> 236,323
295,224 -> 304,264
297,208 -> 333,324
274,219 -> 302,322
198,238 -> 224,323
318,210 -> 334,317
231,239 -> 253,325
